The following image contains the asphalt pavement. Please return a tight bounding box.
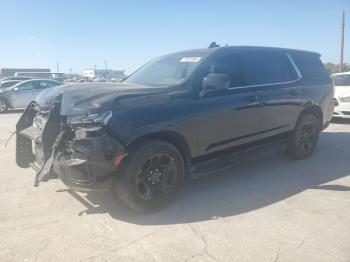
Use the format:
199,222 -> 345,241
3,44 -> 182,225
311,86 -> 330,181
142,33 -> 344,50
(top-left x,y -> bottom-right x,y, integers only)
0,112 -> 349,262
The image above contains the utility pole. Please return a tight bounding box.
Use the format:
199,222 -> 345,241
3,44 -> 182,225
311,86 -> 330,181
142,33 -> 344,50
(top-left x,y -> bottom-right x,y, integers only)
56,61 -> 60,72
339,10 -> 345,73
105,59 -> 108,70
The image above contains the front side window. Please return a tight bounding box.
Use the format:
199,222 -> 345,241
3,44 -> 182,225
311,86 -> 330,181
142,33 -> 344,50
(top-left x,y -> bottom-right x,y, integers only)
212,53 -> 245,87
333,75 -> 350,86
124,54 -> 207,87
16,82 -> 35,91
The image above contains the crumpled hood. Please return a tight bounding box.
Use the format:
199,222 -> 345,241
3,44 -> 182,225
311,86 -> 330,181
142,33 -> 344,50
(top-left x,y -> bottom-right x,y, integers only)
36,82 -> 166,116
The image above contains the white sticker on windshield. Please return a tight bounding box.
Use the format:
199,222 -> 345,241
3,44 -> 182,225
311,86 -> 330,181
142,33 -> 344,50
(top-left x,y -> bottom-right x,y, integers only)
180,57 -> 202,63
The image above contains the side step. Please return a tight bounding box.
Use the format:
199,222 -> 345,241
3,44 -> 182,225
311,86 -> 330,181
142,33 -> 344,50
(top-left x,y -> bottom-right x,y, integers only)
190,139 -> 287,178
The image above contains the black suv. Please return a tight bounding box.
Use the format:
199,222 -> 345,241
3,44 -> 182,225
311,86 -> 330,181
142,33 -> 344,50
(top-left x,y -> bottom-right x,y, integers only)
16,46 -> 333,212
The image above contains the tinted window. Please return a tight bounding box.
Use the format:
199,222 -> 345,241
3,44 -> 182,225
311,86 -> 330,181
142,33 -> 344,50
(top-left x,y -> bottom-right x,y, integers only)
241,51 -> 295,86
36,81 -> 50,89
212,53 -> 244,87
290,53 -> 329,81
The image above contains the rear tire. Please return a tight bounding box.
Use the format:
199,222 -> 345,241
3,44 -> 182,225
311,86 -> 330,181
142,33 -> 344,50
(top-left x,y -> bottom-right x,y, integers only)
0,98 -> 8,113
287,113 -> 320,159
115,140 -> 185,213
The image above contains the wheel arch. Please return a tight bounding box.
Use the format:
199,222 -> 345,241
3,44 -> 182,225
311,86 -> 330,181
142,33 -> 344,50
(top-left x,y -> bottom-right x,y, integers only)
296,104 -> 323,128
0,96 -> 10,106
0,96 -> 10,112
127,131 -> 192,170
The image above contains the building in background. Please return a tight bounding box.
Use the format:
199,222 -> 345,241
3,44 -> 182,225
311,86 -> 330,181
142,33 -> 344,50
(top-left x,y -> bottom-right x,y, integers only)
83,69 -> 125,80
0,68 -> 50,77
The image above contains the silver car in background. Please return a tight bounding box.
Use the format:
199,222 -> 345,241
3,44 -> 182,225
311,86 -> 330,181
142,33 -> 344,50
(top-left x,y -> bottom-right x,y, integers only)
0,79 -> 61,113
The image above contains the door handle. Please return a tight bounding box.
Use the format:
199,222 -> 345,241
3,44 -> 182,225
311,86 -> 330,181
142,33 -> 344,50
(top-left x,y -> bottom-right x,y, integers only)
245,95 -> 259,102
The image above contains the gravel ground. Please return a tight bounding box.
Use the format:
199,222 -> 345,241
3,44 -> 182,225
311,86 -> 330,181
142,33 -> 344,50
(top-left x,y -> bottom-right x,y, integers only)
0,112 -> 349,262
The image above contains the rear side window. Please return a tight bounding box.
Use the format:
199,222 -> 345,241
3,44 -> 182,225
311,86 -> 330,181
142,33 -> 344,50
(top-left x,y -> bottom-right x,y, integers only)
290,53 -> 329,82
241,51 -> 296,86
36,81 -> 49,89
17,82 -> 35,91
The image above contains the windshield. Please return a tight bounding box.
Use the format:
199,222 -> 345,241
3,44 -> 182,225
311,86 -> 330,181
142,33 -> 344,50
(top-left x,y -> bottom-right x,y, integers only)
124,54 -> 205,87
333,75 -> 350,86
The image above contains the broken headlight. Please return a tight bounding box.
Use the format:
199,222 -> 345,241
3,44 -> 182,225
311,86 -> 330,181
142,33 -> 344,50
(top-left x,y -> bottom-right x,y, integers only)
66,111 -> 112,126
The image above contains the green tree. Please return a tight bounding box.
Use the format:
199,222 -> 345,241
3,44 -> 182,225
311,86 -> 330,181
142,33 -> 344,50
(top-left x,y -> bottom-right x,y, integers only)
324,63 -> 350,74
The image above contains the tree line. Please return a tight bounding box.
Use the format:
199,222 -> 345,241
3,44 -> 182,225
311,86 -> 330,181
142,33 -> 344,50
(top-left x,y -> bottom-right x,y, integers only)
324,63 -> 350,74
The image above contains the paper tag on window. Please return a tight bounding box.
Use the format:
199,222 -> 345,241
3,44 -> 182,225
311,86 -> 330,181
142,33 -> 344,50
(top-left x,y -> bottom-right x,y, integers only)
180,57 -> 202,63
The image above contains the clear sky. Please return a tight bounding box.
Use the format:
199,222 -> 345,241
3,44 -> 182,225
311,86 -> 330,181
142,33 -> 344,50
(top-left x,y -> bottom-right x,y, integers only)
0,0 -> 349,74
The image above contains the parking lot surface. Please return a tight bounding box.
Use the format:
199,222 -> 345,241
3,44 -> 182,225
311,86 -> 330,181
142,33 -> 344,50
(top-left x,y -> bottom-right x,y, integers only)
0,112 -> 349,262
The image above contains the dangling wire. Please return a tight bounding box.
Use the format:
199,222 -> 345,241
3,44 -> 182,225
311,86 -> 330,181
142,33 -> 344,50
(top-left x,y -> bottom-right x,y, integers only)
5,130 -> 16,148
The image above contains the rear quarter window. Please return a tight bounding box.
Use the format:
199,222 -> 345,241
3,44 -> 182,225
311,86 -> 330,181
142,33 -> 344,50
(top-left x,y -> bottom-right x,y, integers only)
290,53 -> 330,83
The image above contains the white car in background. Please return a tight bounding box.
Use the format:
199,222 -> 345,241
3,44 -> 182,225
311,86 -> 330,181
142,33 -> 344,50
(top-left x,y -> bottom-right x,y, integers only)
332,72 -> 350,118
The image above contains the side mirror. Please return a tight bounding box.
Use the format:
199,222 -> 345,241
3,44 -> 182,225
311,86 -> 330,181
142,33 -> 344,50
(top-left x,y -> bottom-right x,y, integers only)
200,74 -> 231,97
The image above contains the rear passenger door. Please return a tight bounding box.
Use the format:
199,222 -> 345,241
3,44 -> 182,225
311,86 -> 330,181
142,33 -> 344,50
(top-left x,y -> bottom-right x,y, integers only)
240,50 -> 302,138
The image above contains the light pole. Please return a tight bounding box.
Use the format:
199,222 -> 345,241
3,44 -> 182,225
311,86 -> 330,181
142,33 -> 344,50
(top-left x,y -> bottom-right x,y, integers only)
339,10 -> 345,73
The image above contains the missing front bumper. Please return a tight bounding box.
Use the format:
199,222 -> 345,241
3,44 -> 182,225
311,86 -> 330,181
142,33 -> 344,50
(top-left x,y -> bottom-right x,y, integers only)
16,102 -> 125,190
53,134 -> 125,191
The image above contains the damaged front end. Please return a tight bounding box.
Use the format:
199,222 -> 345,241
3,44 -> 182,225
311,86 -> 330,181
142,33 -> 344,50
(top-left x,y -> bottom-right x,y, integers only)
16,99 -> 125,191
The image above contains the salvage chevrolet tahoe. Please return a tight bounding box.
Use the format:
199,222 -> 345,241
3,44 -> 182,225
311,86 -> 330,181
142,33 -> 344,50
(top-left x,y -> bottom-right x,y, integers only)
16,46 -> 334,212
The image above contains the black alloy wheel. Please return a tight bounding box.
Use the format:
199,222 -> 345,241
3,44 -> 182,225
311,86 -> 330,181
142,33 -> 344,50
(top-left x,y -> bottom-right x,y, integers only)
115,140 -> 185,212
135,153 -> 178,201
287,113 -> 320,159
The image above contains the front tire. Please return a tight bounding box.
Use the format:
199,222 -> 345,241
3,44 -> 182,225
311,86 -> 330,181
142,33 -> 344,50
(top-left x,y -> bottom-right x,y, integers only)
287,113 -> 321,159
0,98 -> 8,113
115,140 -> 185,212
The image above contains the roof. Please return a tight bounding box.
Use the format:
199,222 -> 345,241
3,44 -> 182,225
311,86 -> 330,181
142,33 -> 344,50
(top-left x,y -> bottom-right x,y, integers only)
167,45 -> 321,57
21,78 -> 60,82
